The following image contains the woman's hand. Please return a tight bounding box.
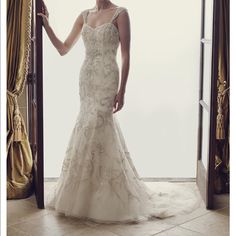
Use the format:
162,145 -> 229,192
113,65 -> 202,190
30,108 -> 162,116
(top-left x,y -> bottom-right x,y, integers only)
113,90 -> 125,113
37,1 -> 49,27
36,3 -> 84,56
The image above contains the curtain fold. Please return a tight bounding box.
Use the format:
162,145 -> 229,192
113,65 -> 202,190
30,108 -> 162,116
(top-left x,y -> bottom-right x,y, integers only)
7,0 -> 33,199
214,0 -> 230,194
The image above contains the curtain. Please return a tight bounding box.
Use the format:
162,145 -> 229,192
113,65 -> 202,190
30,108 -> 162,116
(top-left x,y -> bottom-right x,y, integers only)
7,0 -> 33,199
215,0 -> 230,194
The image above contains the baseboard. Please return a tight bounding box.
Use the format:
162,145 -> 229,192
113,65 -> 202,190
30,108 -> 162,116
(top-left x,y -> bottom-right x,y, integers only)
141,177 -> 196,182
44,177 -> 196,182
44,178 -> 59,182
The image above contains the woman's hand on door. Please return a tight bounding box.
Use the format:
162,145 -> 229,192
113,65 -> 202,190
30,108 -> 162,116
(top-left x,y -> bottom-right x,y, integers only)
37,1 -> 49,27
37,1 -> 84,56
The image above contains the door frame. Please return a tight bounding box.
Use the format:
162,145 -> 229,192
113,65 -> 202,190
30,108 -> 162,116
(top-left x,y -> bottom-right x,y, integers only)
196,0 -> 220,209
27,0 -> 44,209
35,0 -> 44,209
29,0 -> 222,209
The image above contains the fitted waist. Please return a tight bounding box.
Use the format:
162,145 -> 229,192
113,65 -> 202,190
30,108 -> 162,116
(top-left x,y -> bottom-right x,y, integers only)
85,49 -> 117,59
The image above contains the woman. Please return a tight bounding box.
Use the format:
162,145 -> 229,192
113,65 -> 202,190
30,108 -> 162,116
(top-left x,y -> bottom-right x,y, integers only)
38,0 -> 199,224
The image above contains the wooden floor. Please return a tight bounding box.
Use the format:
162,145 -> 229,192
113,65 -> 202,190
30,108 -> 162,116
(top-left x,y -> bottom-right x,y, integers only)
7,182 -> 229,236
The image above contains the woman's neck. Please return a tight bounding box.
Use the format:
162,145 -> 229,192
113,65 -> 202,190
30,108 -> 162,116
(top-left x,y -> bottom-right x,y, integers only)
95,0 -> 111,10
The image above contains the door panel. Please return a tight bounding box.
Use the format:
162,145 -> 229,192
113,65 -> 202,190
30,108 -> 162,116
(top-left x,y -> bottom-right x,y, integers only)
201,108 -> 210,169
197,0 -> 220,209
202,41 -> 212,105
35,0 -> 44,209
204,0 -> 214,39
27,0 -> 44,209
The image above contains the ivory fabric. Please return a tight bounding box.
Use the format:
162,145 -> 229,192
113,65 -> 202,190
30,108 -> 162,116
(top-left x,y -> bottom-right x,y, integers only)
46,7 -> 200,224
7,0 -> 33,199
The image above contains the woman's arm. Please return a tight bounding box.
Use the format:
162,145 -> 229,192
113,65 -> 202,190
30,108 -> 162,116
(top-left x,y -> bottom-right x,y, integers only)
113,10 -> 131,113
37,4 -> 84,56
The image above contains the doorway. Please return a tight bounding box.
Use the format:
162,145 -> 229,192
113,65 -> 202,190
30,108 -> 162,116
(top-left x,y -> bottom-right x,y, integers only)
27,0 -> 229,209
43,0 -> 201,179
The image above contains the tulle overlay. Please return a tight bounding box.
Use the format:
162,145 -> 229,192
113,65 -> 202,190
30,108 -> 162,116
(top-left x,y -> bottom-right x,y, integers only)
45,6 -> 201,224
46,113 -> 201,224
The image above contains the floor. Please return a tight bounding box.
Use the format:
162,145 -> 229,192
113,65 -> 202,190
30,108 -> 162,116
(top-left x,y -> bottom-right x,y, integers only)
7,182 -> 229,236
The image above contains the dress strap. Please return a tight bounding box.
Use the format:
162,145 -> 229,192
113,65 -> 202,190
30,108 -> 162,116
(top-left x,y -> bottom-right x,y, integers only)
81,9 -> 89,24
110,7 -> 128,23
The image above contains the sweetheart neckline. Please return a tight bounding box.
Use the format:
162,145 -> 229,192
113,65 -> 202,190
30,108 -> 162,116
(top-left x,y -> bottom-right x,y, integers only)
84,22 -> 119,34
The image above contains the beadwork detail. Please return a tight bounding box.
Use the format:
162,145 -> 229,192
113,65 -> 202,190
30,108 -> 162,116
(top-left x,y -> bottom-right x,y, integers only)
45,6 -> 200,224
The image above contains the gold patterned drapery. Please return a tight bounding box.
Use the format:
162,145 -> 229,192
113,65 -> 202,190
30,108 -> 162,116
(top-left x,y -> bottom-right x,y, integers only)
214,0 -> 229,194
7,0 -> 33,199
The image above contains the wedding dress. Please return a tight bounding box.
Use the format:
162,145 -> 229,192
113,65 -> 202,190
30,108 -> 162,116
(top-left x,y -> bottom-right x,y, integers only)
46,6 -> 201,224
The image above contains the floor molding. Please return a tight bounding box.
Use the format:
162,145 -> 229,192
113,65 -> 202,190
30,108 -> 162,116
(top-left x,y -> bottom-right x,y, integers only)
141,177 -> 196,182
44,177 -> 196,182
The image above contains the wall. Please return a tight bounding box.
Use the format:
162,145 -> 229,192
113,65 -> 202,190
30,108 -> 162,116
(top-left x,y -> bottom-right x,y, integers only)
43,0 -> 201,178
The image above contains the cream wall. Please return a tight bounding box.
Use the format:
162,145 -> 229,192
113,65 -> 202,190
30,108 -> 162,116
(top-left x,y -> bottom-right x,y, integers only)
43,0 -> 201,178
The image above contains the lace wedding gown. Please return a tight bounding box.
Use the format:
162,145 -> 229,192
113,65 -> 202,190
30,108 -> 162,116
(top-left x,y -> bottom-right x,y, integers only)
46,6 -> 200,224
